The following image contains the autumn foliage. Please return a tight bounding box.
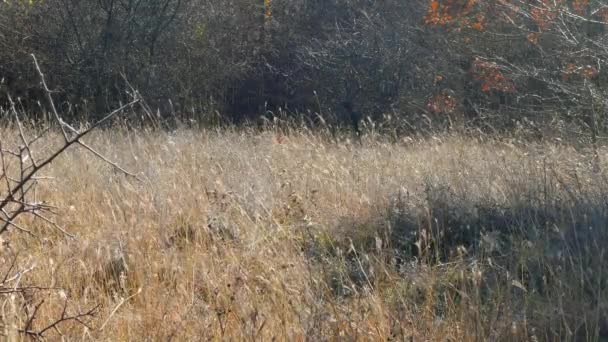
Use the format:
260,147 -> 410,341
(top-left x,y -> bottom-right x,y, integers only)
423,0 -> 608,130
427,91 -> 458,114
424,0 -> 480,26
471,58 -> 515,93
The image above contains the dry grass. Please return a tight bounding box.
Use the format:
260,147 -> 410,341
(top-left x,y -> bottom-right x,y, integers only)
1,126 -> 607,340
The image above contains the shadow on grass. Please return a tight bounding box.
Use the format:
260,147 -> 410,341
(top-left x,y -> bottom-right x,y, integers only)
308,180 -> 608,340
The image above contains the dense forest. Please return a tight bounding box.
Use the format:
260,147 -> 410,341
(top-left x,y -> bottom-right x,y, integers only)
1,0 -> 607,133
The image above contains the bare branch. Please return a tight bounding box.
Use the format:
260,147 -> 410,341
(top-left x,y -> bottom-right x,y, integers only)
0,58 -> 139,238
19,301 -> 99,339
31,54 -> 69,143
76,140 -> 140,180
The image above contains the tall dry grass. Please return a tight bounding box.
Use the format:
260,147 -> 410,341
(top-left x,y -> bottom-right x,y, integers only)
1,126 -> 607,340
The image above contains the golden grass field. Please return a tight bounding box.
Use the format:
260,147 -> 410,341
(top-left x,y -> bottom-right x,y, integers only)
1,126 -> 607,340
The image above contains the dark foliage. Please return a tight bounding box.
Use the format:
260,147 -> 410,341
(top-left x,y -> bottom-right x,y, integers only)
1,0 -> 608,134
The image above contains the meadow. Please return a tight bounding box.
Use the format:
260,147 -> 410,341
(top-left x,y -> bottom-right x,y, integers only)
1,126 -> 607,340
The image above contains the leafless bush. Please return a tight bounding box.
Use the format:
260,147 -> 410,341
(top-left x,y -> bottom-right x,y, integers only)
0,55 -> 138,339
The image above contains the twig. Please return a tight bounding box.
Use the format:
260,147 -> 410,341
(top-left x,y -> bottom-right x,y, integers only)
76,141 -> 141,180
31,211 -> 74,238
0,56 -> 138,340
9,95 -> 37,168
99,287 -> 142,331
19,301 -> 99,339
0,99 -> 139,234
31,54 -> 69,143
0,213 -> 37,238
0,56 -> 139,237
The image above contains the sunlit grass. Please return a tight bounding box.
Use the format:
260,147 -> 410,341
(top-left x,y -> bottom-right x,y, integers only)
1,126 -> 607,340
